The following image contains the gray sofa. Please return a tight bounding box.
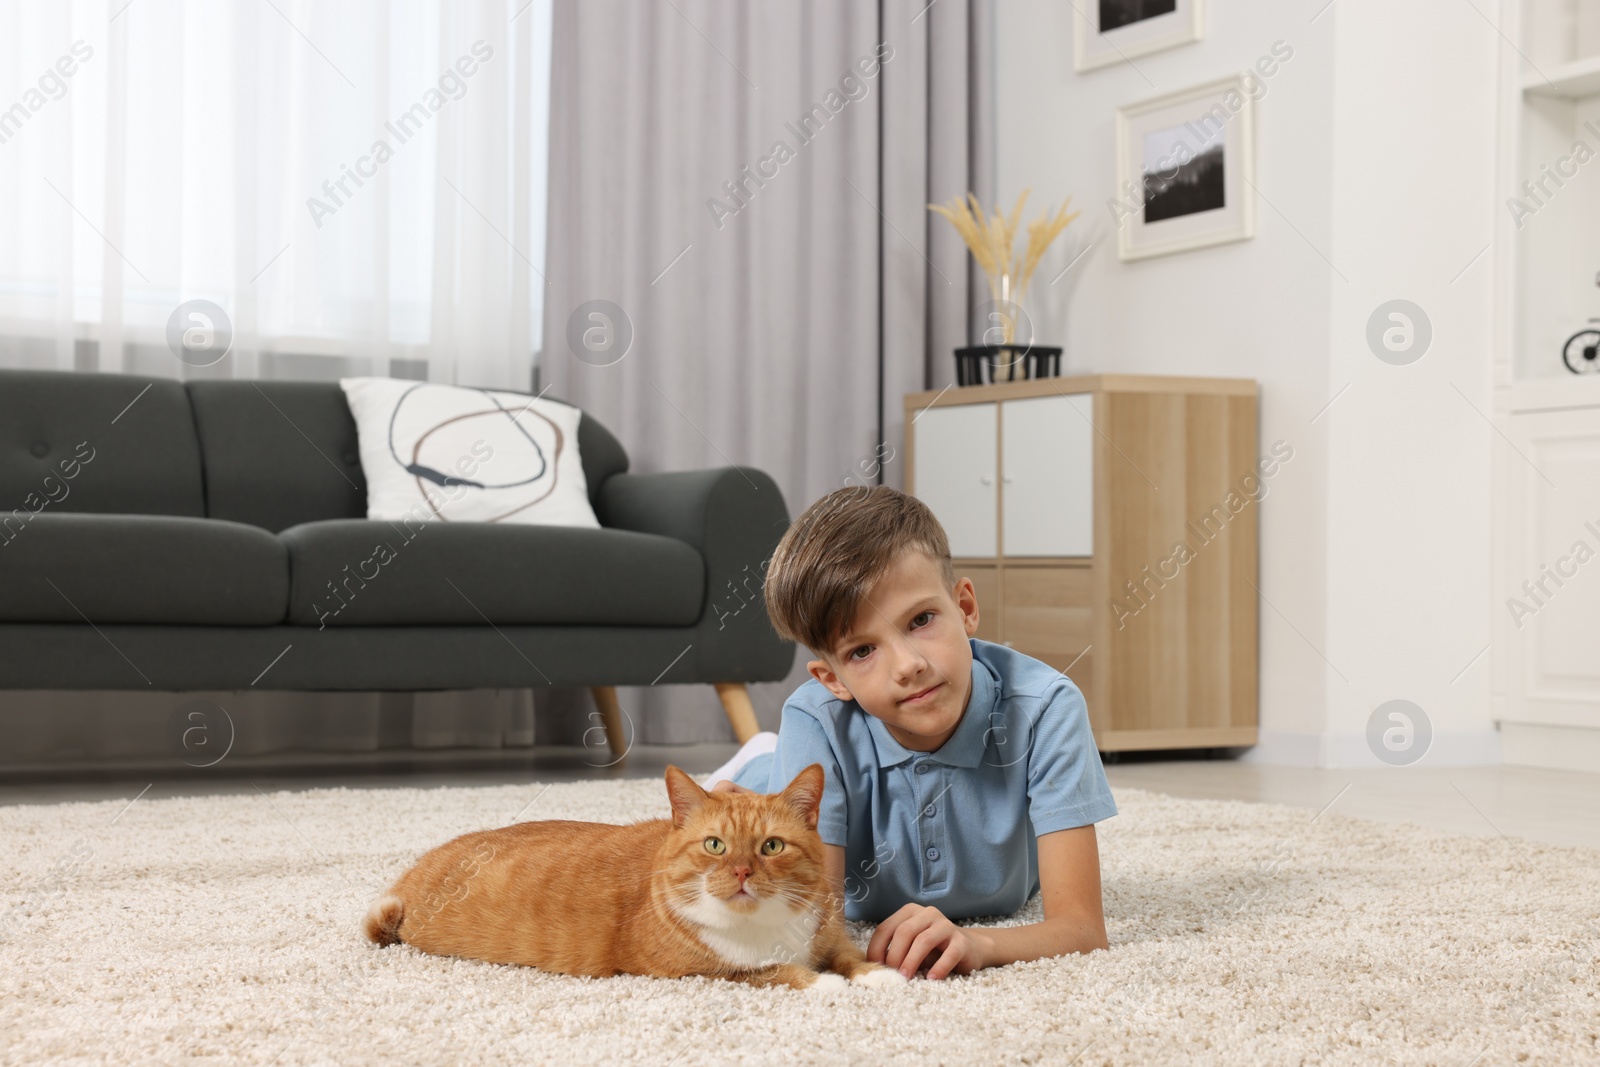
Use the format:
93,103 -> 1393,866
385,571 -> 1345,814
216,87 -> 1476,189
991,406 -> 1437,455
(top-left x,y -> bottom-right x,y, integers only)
0,368 -> 794,753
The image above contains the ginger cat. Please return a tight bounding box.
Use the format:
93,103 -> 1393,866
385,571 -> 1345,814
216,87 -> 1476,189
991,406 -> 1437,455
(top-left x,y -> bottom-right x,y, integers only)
364,763 -> 906,991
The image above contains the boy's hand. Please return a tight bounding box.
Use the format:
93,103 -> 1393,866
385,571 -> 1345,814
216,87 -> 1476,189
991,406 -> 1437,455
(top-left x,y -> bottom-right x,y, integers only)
868,904 -> 987,980
709,780 -> 755,794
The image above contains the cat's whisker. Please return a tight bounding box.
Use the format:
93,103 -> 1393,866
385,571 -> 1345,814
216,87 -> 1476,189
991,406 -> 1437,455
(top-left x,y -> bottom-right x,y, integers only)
765,886 -> 820,909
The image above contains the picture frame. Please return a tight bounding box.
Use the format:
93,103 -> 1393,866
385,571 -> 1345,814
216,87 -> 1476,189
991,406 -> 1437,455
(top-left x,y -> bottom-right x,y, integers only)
1074,0 -> 1204,74
1113,73 -> 1256,261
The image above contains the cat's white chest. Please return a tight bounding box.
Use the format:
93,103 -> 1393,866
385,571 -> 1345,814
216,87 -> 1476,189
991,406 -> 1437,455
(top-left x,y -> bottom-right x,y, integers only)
677,881 -> 821,970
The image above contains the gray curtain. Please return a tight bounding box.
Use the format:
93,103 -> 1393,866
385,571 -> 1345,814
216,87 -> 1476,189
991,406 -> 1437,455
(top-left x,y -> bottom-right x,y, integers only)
536,0 -> 994,745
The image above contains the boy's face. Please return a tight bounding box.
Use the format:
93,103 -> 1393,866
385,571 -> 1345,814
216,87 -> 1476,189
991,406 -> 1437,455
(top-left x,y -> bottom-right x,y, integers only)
806,548 -> 980,753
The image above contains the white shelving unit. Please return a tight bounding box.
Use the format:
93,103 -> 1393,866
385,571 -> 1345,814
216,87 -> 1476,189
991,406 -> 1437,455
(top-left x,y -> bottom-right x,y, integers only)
1523,53 -> 1600,97
1510,18 -> 1600,383
1492,0 -> 1600,772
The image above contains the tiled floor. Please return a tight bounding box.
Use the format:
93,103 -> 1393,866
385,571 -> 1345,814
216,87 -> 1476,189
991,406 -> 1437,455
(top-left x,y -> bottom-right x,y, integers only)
3,746 -> 1598,850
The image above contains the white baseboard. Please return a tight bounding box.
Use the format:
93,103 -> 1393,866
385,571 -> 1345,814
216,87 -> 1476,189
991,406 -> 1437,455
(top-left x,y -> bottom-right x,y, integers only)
1236,729 -> 1324,766
1239,728 -> 1504,768
1500,722 -> 1600,773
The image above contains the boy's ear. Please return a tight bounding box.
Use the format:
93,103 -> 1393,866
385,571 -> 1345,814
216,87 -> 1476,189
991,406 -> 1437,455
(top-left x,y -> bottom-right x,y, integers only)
777,763 -> 826,828
664,765 -> 710,827
806,656 -> 854,702
955,576 -> 980,637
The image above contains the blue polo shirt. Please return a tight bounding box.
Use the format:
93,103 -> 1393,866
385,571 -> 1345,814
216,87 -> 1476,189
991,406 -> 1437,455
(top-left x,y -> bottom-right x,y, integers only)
729,636 -> 1117,922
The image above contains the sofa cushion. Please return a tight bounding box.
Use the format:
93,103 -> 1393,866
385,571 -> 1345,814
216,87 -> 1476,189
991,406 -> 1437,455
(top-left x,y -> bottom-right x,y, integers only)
0,369 -> 205,521
186,380 -> 370,534
0,513 -> 288,624
186,380 -> 633,533
280,520 -> 704,627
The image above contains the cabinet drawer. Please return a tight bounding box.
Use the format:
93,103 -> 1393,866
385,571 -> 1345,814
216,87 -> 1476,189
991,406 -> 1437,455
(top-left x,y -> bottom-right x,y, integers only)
1001,565 -> 1092,668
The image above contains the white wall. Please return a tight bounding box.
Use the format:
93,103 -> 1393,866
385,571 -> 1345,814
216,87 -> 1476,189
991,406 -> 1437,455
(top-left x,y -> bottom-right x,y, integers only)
1320,1 -> 1500,765
996,0 -> 1499,765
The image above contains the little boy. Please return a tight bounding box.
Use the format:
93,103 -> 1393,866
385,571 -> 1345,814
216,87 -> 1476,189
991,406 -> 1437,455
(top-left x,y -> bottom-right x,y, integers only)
704,484 -> 1117,981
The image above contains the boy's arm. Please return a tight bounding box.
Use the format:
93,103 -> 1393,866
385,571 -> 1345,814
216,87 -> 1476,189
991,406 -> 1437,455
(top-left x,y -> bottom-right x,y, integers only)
970,824 -> 1108,967
978,675 -> 1115,964
869,825 -> 1108,978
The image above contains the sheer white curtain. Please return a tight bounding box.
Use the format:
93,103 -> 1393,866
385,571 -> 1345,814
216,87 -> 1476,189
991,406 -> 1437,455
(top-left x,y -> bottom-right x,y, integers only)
0,0 -> 552,388
0,0 -> 558,765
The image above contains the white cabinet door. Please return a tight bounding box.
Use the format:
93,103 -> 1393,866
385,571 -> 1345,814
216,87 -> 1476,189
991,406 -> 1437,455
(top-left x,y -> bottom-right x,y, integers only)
912,403 -> 997,557
1496,405 -> 1600,729
1001,393 -> 1094,557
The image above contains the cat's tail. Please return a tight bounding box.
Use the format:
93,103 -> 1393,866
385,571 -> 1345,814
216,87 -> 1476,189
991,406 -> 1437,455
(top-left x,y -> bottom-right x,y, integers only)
363,894 -> 406,946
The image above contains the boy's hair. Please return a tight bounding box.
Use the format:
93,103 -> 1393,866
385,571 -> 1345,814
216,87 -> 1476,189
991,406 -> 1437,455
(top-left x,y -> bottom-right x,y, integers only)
764,485 -> 955,658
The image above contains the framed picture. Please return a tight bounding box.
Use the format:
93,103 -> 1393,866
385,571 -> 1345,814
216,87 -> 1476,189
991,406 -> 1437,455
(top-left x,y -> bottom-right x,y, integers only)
1074,0 -> 1204,73
1113,73 -> 1255,261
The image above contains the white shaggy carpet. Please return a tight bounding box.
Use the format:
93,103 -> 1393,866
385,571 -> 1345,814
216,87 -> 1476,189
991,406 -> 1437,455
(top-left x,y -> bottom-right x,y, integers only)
2,775 -> 1598,1067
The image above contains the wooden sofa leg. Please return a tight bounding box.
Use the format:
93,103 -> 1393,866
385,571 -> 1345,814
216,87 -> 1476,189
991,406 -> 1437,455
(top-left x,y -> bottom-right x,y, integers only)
714,682 -> 760,743
588,686 -> 628,759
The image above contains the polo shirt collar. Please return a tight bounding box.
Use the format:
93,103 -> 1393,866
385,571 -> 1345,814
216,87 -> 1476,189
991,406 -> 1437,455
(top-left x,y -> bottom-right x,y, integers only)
865,645 -> 996,768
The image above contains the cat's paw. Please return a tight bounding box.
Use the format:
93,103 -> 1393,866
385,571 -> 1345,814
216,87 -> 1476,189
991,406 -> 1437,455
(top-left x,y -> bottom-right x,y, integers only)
805,972 -> 850,992
851,965 -> 909,988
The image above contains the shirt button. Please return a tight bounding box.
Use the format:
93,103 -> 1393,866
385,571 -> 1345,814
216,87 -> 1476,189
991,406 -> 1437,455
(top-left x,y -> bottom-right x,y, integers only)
926,847 -> 940,861
914,761 -> 930,774
923,804 -> 936,817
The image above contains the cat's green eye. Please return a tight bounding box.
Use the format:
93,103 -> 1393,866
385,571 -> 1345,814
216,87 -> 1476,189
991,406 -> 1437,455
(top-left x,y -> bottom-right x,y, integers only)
703,837 -> 726,855
761,837 -> 784,856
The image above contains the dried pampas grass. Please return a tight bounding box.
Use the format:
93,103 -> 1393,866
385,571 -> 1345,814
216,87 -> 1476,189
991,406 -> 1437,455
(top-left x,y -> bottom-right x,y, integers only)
928,189 -> 1081,342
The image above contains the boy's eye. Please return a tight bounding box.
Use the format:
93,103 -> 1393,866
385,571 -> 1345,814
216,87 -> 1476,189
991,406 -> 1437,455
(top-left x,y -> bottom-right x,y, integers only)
847,612 -> 932,661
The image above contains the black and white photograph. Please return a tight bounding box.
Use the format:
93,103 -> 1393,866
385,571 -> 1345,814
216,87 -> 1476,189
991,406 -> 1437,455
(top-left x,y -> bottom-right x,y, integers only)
1100,0 -> 1178,33
1116,74 -> 1256,259
1075,0 -> 1203,72
1141,124 -> 1226,222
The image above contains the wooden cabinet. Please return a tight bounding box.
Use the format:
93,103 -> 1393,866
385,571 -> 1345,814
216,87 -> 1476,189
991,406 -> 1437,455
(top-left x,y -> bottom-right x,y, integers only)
905,374 -> 1259,753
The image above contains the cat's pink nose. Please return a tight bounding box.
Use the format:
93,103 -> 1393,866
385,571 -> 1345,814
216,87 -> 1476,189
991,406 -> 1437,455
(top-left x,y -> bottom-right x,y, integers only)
733,865 -> 751,880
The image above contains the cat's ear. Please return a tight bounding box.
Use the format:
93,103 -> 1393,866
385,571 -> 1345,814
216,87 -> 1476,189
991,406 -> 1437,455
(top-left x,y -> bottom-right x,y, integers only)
664,765 -> 710,827
776,763 -> 826,829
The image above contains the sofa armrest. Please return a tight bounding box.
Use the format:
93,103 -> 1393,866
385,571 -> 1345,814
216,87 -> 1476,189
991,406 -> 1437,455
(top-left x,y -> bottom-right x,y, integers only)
598,466 -> 794,682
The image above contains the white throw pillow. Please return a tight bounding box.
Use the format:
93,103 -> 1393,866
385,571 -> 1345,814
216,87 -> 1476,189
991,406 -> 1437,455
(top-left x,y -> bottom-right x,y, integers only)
338,377 -> 601,527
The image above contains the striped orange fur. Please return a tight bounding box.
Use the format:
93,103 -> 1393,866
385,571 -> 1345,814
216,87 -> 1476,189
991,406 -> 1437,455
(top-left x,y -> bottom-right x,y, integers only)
363,763 -> 906,991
